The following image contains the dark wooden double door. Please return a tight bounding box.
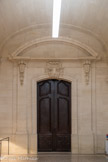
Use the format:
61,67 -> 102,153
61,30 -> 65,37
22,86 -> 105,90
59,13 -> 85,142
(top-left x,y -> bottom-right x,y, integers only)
37,79 -> 71,152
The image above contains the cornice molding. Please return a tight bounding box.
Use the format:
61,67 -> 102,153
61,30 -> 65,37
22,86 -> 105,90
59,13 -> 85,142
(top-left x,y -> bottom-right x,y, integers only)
9,56 -> 100,61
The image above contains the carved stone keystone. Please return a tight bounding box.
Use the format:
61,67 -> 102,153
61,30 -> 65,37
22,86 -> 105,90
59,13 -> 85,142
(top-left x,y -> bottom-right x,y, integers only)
45,61 -> 64,79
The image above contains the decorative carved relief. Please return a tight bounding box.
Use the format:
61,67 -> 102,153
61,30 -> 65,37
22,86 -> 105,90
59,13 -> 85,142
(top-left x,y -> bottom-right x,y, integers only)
45,61 -> 64,79
18,60 -> 26,85
83,60 -> 91,85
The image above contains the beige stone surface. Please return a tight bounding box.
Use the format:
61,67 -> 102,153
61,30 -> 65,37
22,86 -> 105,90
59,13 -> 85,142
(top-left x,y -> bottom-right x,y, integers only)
0,0 -> 108,155
0,59 -> 108,155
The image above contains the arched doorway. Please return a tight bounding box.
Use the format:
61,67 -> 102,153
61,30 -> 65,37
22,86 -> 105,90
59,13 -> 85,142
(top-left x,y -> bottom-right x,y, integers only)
37,79 -> 71,152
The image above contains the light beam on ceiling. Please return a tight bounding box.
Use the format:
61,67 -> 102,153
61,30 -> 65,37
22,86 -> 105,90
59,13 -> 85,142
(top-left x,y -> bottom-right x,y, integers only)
52,0 -> 62,38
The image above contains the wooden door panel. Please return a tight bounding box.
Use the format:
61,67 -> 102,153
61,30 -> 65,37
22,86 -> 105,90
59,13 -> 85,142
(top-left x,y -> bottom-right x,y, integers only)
37,80 -> 71,152
38,80 -> 53,151
55,80 -> 71,151
38,135 -> 53,151
56,135 -> 71,151
39,97 -> 51,133
57,81 -> 69,97
39,82 -> 51,96
57,97 -> 70,133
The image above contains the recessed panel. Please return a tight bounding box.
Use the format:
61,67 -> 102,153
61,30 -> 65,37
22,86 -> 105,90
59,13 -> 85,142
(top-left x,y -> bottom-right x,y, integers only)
58,82 -> 69,96
38,135 -> 53,151
56,135 -> 71,151
39,98 -> 51,133
57,98 -> 69,133
39,82 -> 51,96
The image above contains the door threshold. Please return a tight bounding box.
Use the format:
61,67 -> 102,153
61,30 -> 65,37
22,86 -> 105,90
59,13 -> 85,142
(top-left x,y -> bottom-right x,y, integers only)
38,152 -> 72,156
38,152 -> 71,153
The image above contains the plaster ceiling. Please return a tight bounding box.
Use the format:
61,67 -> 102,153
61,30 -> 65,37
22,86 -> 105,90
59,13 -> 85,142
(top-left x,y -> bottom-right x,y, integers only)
0,0 -> 108,58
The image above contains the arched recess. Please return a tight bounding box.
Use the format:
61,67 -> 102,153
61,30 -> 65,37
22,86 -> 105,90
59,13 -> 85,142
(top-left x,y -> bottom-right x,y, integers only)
0,24 -> 107,58
10,38 -> 98,59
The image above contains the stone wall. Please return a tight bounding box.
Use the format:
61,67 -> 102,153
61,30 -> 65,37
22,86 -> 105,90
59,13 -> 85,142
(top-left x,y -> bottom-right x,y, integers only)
0,59 -> 108,155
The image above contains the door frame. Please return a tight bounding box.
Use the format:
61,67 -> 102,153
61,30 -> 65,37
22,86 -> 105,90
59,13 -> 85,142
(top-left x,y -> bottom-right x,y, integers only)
31,74 -> 78,154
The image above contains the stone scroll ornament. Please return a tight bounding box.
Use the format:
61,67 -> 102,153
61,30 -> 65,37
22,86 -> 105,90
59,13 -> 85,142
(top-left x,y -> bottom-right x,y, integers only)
18,60 -> 26,85
45,61 -> 64,79
83,60 -> 91,85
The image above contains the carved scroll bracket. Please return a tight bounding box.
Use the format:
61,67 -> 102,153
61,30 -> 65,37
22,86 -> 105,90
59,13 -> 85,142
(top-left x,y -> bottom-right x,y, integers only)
18,60 -> 26,85
45,61 -> 64,79
83,60 -> 91,85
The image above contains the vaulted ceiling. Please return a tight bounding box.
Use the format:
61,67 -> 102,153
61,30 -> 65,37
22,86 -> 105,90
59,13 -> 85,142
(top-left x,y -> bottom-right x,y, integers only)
0,0 -> 108,59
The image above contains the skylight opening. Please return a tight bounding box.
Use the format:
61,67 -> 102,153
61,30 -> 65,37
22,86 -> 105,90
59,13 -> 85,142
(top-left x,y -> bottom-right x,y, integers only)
52,0 -> 62,38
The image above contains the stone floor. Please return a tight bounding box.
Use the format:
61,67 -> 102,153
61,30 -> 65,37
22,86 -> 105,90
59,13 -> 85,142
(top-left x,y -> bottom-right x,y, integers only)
1,154 -> 108,162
